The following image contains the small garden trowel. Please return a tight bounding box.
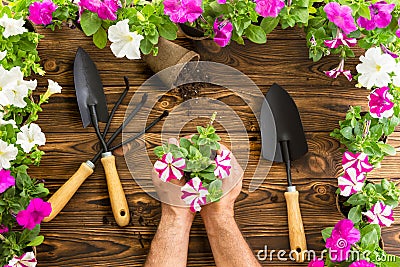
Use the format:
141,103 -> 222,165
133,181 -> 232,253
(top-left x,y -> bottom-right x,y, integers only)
260,83 -> 308,262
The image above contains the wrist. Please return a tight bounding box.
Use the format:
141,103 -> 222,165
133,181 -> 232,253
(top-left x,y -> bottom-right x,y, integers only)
201,205 -> 234,224
161,206 -> 194,229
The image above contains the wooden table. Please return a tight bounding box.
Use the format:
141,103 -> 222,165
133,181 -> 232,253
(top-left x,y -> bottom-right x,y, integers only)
29,26 -> 400,266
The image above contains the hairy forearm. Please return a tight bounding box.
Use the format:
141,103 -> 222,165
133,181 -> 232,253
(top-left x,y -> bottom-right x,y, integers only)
202,212 -> 261,267
145,212 -> 192,267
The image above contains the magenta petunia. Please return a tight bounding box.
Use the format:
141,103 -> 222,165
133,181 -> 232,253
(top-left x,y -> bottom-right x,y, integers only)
214,150 -> 232,179
342,151 -> 373,173
325,58 -> 352,81
338,168 -> 365,197
349,260 -> 376,267
368,86 -> 394,119
380,44 -> 399,58
217,0 -> 226,3
16,198 -> 52,230
308,259 -> 324,267
181,177 -> 209,212
357,1 -> 395,31
154,152 -> 186,182
363,201 -> 394,227
0,169 -> 15,193
213,18 -> 233,47
326,219 -> 360,262
0,224 -> 8,234
78,0 -> 119,21
28,0 -> 57,26
255,0 -> 285,18
323,2 -> 357,34
324,31 -> 357,49
396,19 -> 400,38
163,0 -> 203,23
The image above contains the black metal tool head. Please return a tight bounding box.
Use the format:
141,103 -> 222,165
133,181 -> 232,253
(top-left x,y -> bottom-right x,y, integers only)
260,83 -> 308,163
74,47 -> 109,128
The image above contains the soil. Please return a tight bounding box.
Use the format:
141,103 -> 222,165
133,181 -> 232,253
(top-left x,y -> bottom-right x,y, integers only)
174,62 -> 210,101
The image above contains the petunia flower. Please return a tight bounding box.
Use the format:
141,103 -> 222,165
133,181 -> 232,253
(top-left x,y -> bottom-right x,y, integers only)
0,112 -> 17,128
16,198 -> 52,230
363,201 -> 394,227
324,31 -> 357,49
368,86 -> 394,119
338,168 -> 365,197
323,2 -> 357,34
154,152 -> 186,182
0,169 -> 15,193
0,224 -> 8,234
47,79 -> 62,94
181,177 -> 209,212
108,19 -> 144,60
28,0 -> 58,26
217,0 -> 226,3
77,0 -> 119,20
163,0 -> 203,23
380,44 -> 398,59
342,151 -> 373,173
0,50 -> 6,60
214,150 -> 232,179
324,58 -> 352,81
6,251 -> 37,267
255,0 -> 285,18
349,260 -> 375,267
356,47 -> 396,89
308,259 -> 324,267
357,1 -> 395,31
213,18 -> 233,47
16,123 -> 46,153
392,63 -> 400,87
0,140 -> 18,170
326,219 -> 360,262
0,14 -> 27,38
396,18 -> 400,38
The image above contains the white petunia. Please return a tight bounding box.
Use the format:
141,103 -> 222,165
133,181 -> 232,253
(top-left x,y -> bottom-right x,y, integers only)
356,47 -> 396,89
0,111 -> 17,128
47,79 -> 62,94
0,14 -> 27,38
392,63 -> 400,87
0,140 -> 18,169
0,50 -> 7,60
108,19 -> 144,60
16,123 -> 46,153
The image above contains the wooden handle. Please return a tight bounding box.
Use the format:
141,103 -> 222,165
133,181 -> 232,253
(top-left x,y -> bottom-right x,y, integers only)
101,155 -> 130,227
43,162 -> 94,222
284,191 -> 307,262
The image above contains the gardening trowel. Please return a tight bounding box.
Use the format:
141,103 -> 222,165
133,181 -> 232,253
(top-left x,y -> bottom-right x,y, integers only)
260,83 -> 308,262
73,47 -> 130,226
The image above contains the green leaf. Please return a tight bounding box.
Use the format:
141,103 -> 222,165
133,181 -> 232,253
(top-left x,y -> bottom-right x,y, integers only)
378,143 -> 396,156
321,227 -> 333,241
180,138 -> 192,151
346,193 -> 367,206
141,4 -> 155,17
245,25 -> 267,44
80,10 -> 102,36
19,225 -> 40,245
361,229 -> 378,250
360,224 -> 381,241
27,235 -> 44,247
140,38 -> 153,55
340,126 -> 353,140
154,146 -> 165,158
358,4 -> 371,20
348,206 -> 362,224
93,27 -> 107,49
260,17 -> 280,35
158,23 -> 178,40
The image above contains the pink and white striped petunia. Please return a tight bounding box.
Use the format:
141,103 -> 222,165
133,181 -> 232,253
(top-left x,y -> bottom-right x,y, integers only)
363,201 -> 394,227
154,152 -> 186,182
181,177 -> 209,212
342,151 -> 374,173
325,58 -> 352,81
324,31 -> 357,49
368,86 -> 394,119
6,251 -> 37,267
214,150 -> 232,179
338,167 -> 366,196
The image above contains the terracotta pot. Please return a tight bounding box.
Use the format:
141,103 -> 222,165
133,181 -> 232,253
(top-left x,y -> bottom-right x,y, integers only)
142,37 -> 200,88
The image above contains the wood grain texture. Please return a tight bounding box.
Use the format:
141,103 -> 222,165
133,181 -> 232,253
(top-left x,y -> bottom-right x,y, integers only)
29,26 -> 400,266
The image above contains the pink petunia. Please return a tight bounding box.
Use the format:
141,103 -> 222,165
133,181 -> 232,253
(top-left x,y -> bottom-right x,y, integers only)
326,219 -> 360,262
324,58 -> 352,81
163,0 -> 203,23
380,44 -> 399,59
357,1 -> 395,31
213,18 -> 233,47
0,169 -> 15,193
181,177 -> 209,212
368,86 -> 394,119
324,31 -> 357,49
254,0 -> 285,18
396,18 -> 400,38
323,2 -> 357,34
6,251 -> 37,267
16,198 -> 52,230
308,259 -> 324,267
338,168 -> 365,197
363,201 -> 394,227
78,0 -> 119,21
0,224 -> 8,234
28,0 -> 57,26
349,260 -> 376,267
342,151 -> 373,173
154,152 -> 186,182
214,150 -> 232,179
217,0 -> 226,3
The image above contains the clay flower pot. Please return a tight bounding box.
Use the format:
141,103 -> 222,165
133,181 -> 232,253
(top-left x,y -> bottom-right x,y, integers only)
141,37 -> 200,88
